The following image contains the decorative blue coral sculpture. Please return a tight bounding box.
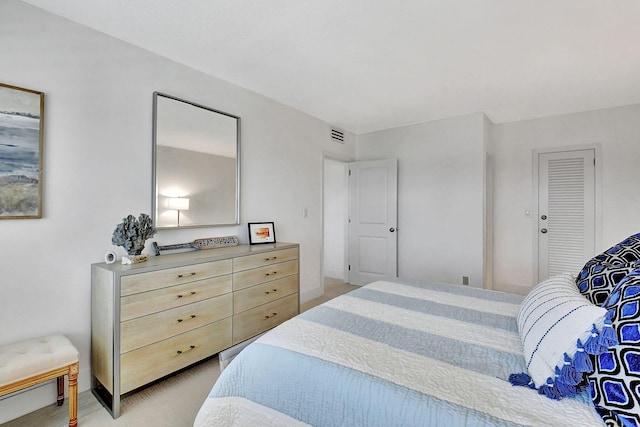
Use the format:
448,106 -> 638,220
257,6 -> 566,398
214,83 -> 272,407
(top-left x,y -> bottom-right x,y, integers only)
111,213 -> 157,256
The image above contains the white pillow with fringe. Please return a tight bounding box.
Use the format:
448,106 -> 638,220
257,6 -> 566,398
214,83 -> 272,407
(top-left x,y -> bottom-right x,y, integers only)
514,273 -> 616,398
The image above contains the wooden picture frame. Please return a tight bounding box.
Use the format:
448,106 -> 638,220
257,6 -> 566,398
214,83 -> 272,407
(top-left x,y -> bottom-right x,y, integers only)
248,222 -> 276,245
0,83 -> 45,219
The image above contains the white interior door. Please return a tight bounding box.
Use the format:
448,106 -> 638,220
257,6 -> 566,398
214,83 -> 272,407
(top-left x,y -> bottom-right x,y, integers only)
537,149 -> 595,281
348,159 -> 398,285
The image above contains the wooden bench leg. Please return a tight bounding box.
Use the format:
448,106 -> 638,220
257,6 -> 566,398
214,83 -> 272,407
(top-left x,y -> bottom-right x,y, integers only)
57,376 -> 64,406
68,362 -> 79,427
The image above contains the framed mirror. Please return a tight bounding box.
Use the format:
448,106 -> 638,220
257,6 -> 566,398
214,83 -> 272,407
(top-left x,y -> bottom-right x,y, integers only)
152,92 -> 240,228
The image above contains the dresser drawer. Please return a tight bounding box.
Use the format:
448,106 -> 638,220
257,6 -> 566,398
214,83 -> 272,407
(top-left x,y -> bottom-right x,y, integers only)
120,293 -> 232,354
121,259 -> 232,296
120,318 -> 232,394
233,260 -> 298,291
233,275 -> 298,314
233,247 -> 298,272
233,293 -> 299,344
121,275 -> 231,322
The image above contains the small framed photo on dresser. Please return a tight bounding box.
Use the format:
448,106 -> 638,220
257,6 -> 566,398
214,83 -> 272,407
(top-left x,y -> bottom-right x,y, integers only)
248,222 -> 276,245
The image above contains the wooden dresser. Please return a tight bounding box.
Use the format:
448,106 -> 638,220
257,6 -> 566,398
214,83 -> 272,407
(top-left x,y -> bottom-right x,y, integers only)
91,242 -> 299,417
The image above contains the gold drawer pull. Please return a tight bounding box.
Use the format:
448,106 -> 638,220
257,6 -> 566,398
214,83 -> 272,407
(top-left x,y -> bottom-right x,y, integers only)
177,291 -> 197,298
175,345 -> 196,355
264,312 -> 278,319
176,314 -> 197,323
263,256 -> 278,261
177,272 -> 197,278
264,271 -> 278,277
265,288 -> 278,294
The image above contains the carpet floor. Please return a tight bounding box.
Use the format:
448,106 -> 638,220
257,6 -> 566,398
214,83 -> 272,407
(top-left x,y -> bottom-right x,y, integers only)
4,279 -> 357,427
78,358 -> 220,427
1,357 -> 220,427
76,358 -> 220,427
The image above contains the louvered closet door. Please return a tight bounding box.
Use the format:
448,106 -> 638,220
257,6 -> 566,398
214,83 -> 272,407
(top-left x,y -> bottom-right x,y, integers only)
538,149 -> 595,281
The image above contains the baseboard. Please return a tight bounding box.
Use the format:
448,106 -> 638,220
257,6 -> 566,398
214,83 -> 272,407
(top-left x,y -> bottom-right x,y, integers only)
300,286 -> 323,304
324,269 -> 345,281
492,282 -> 531,296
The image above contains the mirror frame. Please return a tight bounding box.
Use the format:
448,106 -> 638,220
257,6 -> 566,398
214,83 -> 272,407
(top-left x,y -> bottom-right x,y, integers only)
152,92 -> 241,229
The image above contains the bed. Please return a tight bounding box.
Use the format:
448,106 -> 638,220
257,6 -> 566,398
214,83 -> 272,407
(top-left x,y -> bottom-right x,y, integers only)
193,279 -> 607,426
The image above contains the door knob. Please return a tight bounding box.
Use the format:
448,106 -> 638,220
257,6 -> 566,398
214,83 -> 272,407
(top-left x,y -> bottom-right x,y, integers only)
389,227 -> 396,232
540,228 -> 548,234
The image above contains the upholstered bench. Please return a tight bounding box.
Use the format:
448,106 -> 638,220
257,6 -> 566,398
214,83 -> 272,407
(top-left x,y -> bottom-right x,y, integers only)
0,334 -> 79,427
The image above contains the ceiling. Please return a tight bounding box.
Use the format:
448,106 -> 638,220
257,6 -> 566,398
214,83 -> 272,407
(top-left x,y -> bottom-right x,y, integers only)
21,0 -> 640,135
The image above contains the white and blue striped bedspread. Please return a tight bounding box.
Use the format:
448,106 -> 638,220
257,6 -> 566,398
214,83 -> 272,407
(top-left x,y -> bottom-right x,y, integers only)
194,280 -> 604,426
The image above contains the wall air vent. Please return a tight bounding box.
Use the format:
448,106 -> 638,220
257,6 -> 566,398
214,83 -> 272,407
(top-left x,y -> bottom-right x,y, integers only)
330,128 -> 345,144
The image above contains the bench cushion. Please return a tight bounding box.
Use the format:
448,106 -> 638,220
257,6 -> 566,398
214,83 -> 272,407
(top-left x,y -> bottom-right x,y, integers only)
0,335 -> 78,386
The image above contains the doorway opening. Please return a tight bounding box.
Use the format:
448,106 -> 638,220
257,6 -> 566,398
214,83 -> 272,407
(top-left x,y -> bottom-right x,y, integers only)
322,158 -> 349,283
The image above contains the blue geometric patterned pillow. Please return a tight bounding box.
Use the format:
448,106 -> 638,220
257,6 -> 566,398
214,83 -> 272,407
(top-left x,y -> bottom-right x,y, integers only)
576,233 -> 640,305
595,407 -> 627,427
576,262 -> 636,306
599,233 -> 640,264
589,267 -> 640,426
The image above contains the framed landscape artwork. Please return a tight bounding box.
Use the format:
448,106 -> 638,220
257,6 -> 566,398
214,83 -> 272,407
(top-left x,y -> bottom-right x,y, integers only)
0,83 -> 44,219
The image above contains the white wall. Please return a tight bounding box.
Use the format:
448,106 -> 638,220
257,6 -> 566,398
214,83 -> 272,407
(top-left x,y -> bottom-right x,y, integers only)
0,1 -> 355,421
356,113 -> 487,288
491,104 -> 640,293
356,105 -> 640,295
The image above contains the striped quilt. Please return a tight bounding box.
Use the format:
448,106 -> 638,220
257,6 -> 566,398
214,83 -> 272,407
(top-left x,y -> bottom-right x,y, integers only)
194,280 -> 605,426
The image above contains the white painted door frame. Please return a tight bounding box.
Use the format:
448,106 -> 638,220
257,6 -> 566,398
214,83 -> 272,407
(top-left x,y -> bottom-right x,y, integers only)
532,144 -> 602,284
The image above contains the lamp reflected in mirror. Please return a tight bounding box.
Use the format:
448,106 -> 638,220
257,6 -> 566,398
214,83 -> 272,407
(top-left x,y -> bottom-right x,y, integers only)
152,92 -> 240,229
167,197 -> 190,227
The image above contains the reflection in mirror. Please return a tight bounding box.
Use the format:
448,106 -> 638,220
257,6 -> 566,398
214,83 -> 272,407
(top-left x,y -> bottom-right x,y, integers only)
152,93 -> 240,228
